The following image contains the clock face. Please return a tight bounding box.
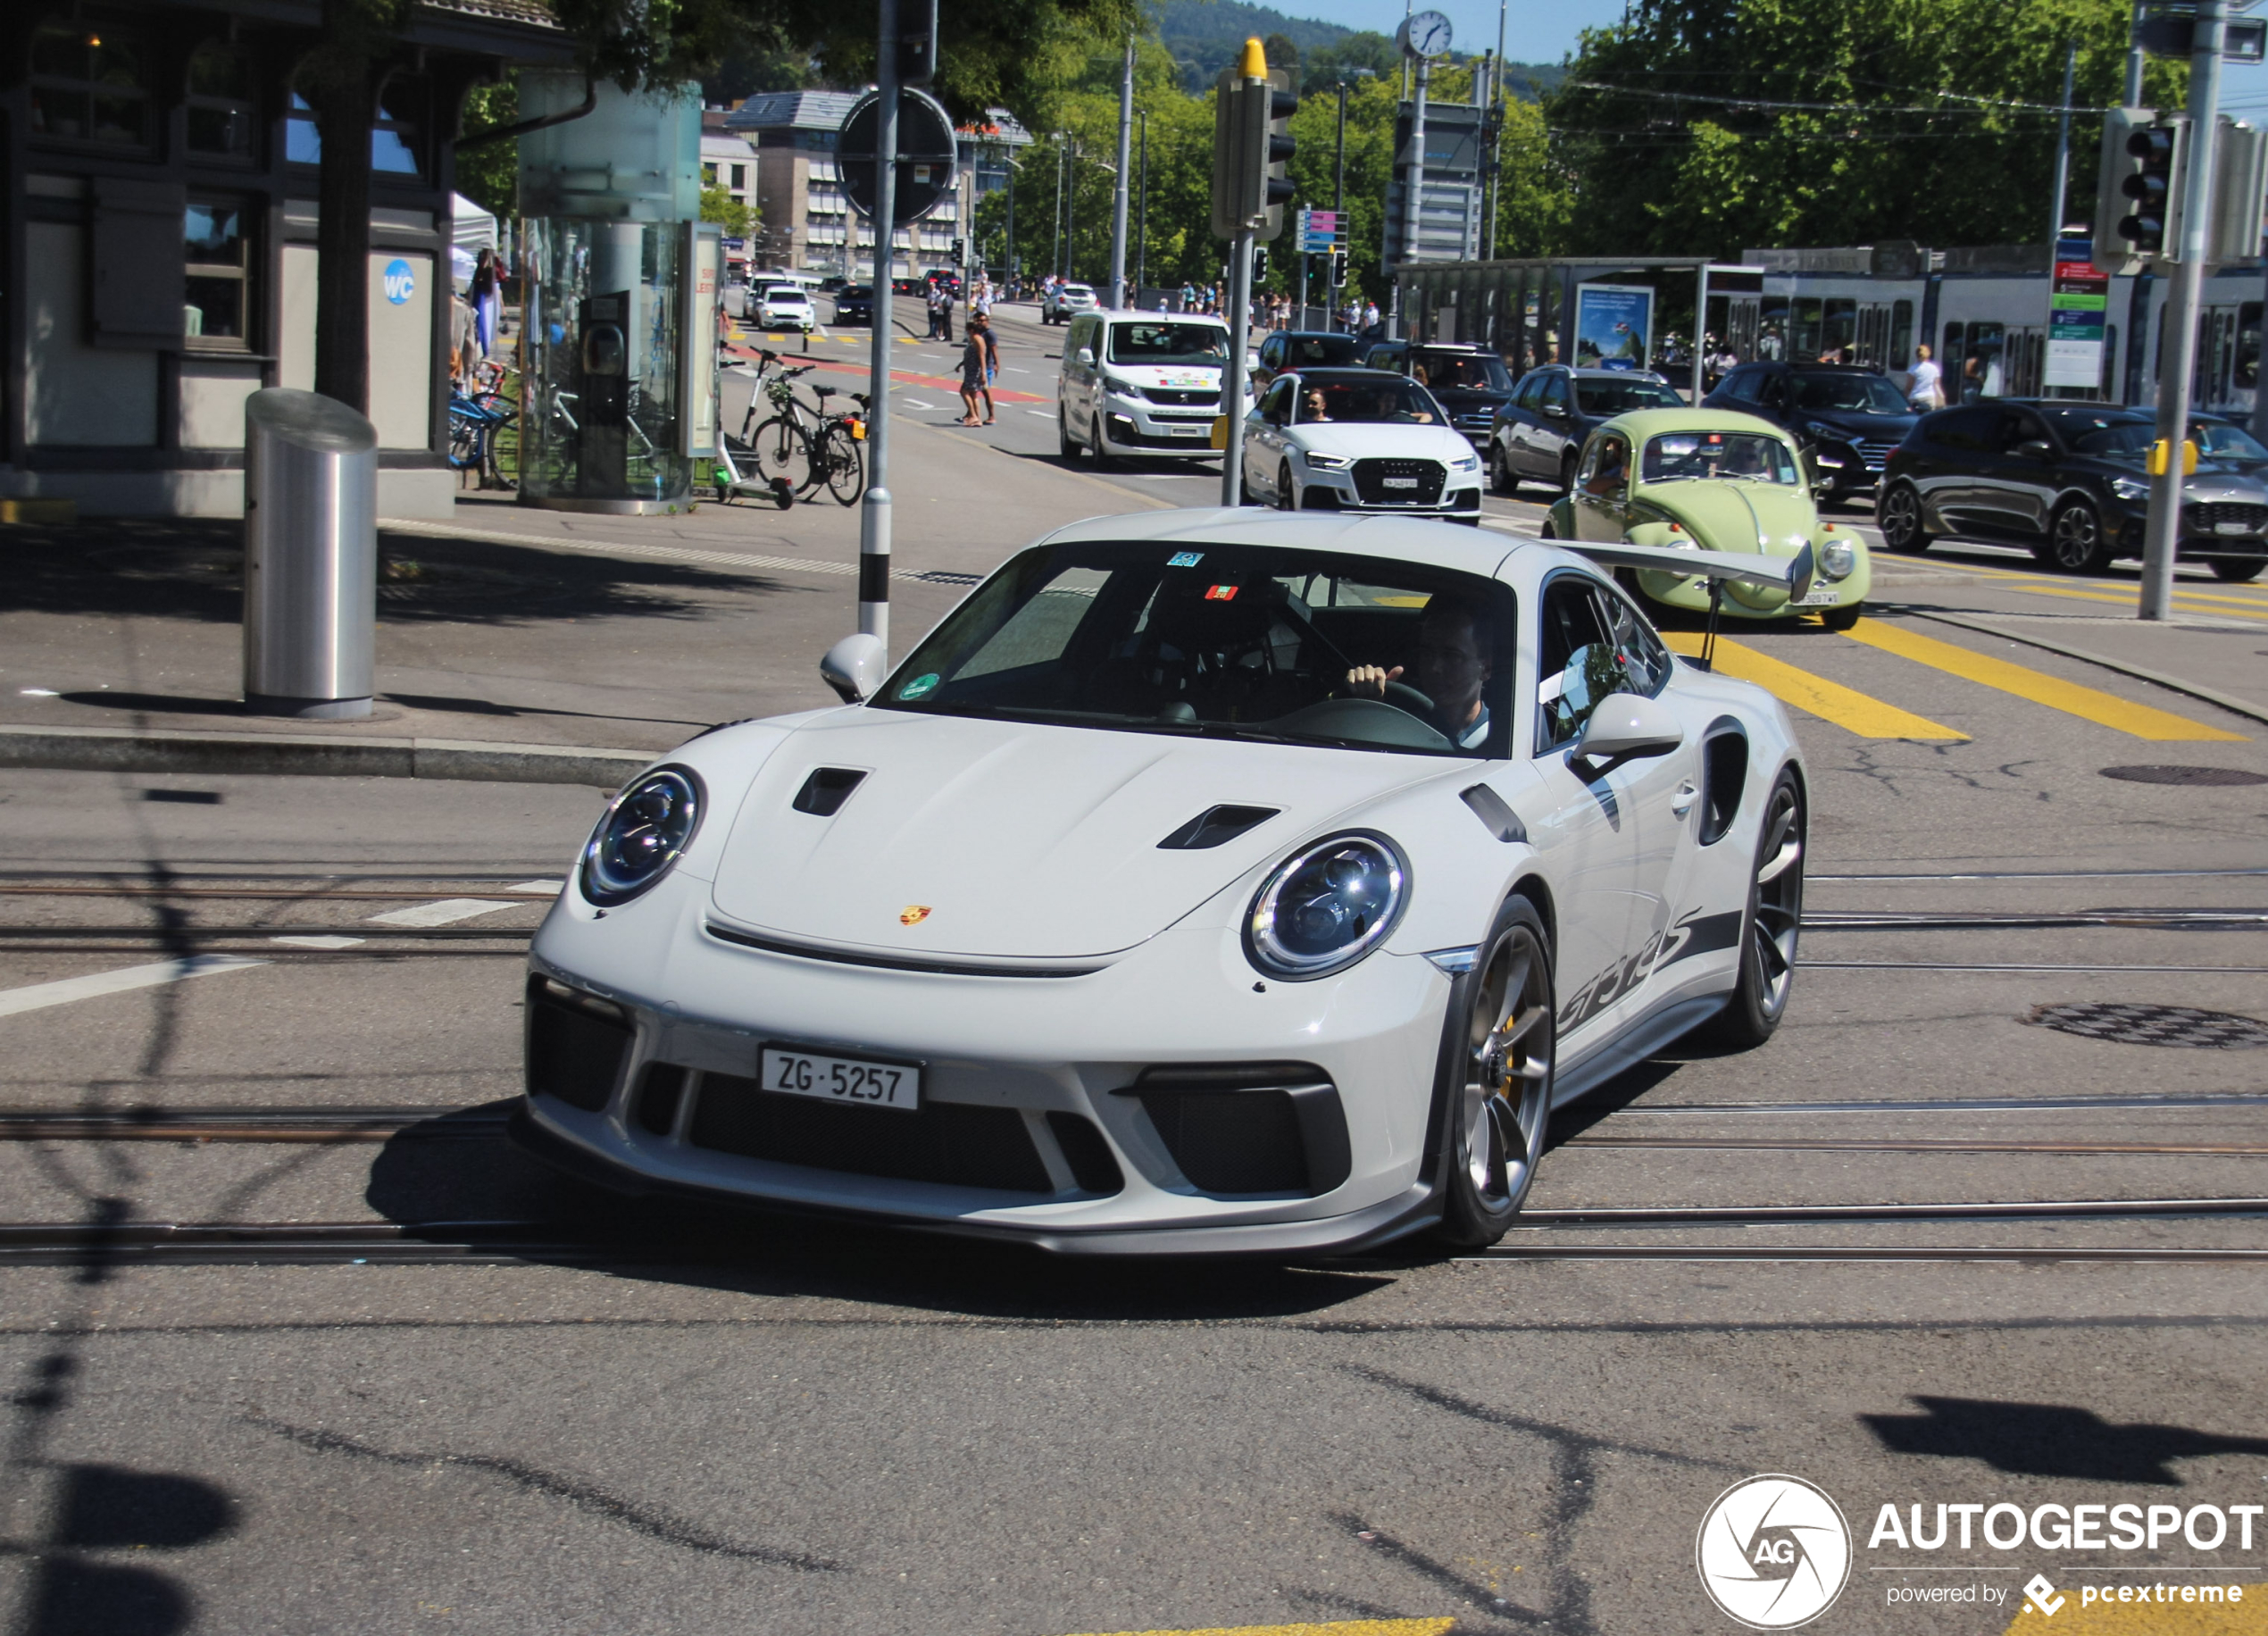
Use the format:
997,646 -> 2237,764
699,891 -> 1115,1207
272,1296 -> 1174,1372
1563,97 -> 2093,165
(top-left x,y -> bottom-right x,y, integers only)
1399,9 -> 1454,57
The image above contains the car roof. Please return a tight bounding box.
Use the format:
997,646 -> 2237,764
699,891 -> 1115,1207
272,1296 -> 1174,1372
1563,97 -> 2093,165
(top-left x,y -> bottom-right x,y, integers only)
1038,507 -> 1522,579
1597,407 -> 1792,439
1409,343 -> 1495,355
1275,330 -> 1358,341
1090,308 -> 1228,326
1563,367 -> 1671,381
1280,367 -> 1419,385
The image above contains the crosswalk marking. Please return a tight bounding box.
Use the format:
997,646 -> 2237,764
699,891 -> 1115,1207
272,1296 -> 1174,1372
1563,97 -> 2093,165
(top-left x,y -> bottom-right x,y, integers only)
1840,618 -> 2245,741
1662,632 -> 1968,739
364,898 -> 518,928
0,956 -> 263,1018
1999,581 -> 2268,622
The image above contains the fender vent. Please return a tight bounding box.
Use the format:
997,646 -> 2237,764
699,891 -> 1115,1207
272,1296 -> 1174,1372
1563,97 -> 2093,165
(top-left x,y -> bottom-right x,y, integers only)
1158,805 -> 1280,849
791,767 -> 867,815
1699,722 -> 1749,847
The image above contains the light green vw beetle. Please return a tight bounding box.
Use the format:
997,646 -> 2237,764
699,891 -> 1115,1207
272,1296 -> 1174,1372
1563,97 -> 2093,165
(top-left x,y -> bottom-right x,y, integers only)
1542,408 -> 1870,629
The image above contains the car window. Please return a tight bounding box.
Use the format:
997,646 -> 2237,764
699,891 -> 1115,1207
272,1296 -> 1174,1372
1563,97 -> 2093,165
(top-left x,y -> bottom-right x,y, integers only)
1258,379 -> 1295,425
1790,372 -> 1909,414
1259,335 -> 1283,367
1289,335 -> 1363,368
1925,406 -> 1999,452
879,539 -> 1517,759
1537,577 -> 1638,751
1580,433 -> 1632,501
1289,378 -> 1441,424
1717,371 -> 1762,404
1998,410 -> 2051,452
1596,585 -> 1674,699
1641,430 -> 1800,485
2191,420 -> 2268,460
1540,375 -> 1571,413
1512,374 -> 1542,411
1413,351 -> 1513,390
1572,377 -> 1685,415
1108,321 -> 1229,367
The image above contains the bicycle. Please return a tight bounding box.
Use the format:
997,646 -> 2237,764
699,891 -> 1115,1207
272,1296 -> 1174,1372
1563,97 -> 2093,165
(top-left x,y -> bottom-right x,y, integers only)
713,351 -> 803,508
447,385 -> 516,490
743,350 -> 868,507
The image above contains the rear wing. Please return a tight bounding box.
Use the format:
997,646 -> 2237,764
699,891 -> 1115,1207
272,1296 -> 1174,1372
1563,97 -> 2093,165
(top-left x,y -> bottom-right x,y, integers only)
1555,538 -> 1815,603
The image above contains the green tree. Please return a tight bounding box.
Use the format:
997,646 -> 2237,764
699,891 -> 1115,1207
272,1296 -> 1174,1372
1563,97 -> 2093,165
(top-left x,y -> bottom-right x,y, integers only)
700,185 -> 755,238
456,76 -> 519,219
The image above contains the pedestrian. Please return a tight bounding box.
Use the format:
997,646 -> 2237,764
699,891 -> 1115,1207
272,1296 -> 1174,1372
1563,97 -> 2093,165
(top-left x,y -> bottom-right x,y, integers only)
471,246 -> 500,358
973,311 -> 1000,423
1362,298 -> 1380,338
449,288 -> 478,384
926,282 -> 944,341
938,285 -> 954,344
957,314 -> 988,424
1905,343 -> 1943,411
1961,352 -> 1983,403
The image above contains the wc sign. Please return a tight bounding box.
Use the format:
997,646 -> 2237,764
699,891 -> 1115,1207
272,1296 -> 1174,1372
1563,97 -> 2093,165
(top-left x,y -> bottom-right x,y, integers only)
382,259 -> 416,305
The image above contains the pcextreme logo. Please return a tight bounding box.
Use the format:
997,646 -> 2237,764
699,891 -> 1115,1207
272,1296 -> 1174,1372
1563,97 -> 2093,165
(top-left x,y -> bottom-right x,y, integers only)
1697,1474 -> 1855,1630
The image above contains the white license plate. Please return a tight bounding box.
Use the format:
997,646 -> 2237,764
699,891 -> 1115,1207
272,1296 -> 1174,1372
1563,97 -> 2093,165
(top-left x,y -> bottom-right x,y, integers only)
758,1046 -> 921,1112
1382,477 -> 1419,488
2215,520 -> 2255,535
1168,424 -> 1204,436
1795,584 -> 1843,607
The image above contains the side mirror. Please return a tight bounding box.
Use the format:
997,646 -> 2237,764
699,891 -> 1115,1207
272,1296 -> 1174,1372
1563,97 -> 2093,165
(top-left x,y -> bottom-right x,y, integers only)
2015,438 -> 2054,461
820,633 -> 888,705
1542,403 -> 1568,420
1076,346 -> 1094,366
1571,692 -> 1685,777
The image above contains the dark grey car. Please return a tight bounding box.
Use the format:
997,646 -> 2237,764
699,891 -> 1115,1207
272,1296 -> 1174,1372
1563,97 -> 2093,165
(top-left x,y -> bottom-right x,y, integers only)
1488,366 -> 1684,497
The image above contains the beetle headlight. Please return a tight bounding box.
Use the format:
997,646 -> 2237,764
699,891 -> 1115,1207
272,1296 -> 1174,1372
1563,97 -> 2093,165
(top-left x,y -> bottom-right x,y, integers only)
580,766 -> 704,906
1245,832 -> 1409,981
1820,538 -> 1856,579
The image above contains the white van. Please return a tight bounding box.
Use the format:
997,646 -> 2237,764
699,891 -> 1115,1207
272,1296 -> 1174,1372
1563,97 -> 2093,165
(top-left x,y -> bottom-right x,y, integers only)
1058,311 -> 1250,465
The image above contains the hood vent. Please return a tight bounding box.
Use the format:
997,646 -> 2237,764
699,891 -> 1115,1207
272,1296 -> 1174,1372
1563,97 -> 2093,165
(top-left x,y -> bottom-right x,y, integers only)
791,767 -> 867,816
1157,805 -> 1280,850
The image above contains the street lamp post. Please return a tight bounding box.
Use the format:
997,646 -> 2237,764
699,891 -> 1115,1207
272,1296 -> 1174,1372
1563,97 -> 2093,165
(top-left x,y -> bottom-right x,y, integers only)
1109,36 -> 1133,308
1137,113 -> 1147,299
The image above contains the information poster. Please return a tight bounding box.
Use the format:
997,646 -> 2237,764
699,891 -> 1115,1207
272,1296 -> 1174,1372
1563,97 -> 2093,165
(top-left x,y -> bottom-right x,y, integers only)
2045,238 -> 2109,390
1574,284 -> 1653,371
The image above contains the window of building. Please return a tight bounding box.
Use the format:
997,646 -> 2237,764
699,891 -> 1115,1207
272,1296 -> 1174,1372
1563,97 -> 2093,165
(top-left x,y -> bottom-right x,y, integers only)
30,23 -> 151,147
285,78 -> 424,175
186,46 -> 256,157
184,200 -> 252,348
702,162 -> 720,184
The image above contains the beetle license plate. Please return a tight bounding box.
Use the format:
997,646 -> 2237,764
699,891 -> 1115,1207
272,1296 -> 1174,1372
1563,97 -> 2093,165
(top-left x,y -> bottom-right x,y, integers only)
1795,584 -> 1843,607
757,1046 -> 921,1111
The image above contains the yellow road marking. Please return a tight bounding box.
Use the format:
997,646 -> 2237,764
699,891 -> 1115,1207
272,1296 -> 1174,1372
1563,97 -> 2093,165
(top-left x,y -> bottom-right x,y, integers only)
1662,631 -> 1968,739
1840,618 -> 2245,740
1998,582 -> 2268,621
1997,1580 -> 2264,1632
1058,1623 -> 1455,1636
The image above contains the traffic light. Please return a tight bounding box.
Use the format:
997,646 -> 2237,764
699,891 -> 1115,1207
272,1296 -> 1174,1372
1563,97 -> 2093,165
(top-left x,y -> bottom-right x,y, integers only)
1330,250 -> 1347,288
896,0 -> 938,86
2095,107 -> 2187,270
1253,246 -> 1269,284
1210,38 -> 1296,242
2208,117 -> 2268,265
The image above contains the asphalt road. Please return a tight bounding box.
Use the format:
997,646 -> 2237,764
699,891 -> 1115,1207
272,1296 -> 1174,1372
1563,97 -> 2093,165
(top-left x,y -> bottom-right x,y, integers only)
2,305 -> 2266,1636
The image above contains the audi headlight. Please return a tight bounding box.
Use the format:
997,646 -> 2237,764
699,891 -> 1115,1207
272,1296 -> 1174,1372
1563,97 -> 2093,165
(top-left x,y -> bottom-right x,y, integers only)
1451,454 -> 1480,472
2111,475 -> 2151,502
1820,538 -> 1856,579
1304,450 -> 1351,470
1246,832 -> 1409,981
580,766 -> 705,906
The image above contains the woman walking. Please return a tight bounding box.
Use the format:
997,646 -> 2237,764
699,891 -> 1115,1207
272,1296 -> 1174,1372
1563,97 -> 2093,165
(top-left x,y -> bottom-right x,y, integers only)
958,316 -> 988,424
471,246 -> 500,358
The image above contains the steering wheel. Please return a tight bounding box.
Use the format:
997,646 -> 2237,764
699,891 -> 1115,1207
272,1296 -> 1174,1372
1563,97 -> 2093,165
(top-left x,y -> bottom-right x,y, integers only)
1385,680 -> 1435,717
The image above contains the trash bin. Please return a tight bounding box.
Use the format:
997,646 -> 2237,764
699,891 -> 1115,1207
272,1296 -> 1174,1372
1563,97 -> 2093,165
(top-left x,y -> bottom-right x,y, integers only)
242,388 -> 378,719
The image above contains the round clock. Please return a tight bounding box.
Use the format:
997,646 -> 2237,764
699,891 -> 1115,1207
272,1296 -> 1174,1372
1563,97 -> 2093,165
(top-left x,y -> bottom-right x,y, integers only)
1397,10 -> 1454,58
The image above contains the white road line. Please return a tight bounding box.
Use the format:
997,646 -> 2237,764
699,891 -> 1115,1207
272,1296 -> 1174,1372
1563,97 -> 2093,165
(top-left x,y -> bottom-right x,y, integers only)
1005,367 -> 1031,374
365,898 -> 516,928
271,935 -> 365,949
506,880 -> 566,895
901,398 -> 937,410
1026,409 -> 1056,419
0,956 -> 263,1019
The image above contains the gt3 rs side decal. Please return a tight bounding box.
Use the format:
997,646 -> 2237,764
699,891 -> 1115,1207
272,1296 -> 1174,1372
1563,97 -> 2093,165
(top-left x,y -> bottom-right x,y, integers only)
1555,907 -> 1746,1031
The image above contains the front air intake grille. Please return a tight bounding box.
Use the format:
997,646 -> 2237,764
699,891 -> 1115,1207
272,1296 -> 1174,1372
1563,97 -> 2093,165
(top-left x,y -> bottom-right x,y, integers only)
524,978 -> 632,1112
2185,502 -> 2268,535
634,1063 -> 687,1135
688,1074 -> 1055,1194
1147,388 -> 1221,407
1046,1112 -> 1126,1195
1855,440 -> 1898,472
1351,458 -> 1447,505
1129,1063 -> 1351,1196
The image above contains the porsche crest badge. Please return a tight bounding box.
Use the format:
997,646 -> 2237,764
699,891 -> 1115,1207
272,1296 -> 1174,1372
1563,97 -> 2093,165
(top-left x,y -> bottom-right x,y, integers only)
899,906 -> 932,926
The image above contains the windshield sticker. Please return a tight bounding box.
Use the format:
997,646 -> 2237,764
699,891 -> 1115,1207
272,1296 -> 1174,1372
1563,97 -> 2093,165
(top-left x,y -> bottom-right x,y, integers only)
1205,584 -> 1240,602
1166,551 -> 1205,568
898,672 -> 940,700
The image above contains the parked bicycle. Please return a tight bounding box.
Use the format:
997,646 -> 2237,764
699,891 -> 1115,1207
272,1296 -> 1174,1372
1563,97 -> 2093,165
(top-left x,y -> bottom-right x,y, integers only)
716,349 -> 867,508
447,385 -> 516,490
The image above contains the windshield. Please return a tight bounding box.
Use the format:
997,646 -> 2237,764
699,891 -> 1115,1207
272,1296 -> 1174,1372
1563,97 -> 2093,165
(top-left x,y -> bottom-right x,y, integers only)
875,541 -> 1515,757
1790,372 -> 1908,414
1108,321 -> 1230,369
1413,352 -> 1513,391
1294,379 -> 1444,424
765,288 -> 805,301
839,286 -> 871,299
2192,421 -> 2268,461
1573,378 -> 1684,414
1642,430 -> 1801,485
2068,421 -> 2155,457
1280,335 -> 1363,368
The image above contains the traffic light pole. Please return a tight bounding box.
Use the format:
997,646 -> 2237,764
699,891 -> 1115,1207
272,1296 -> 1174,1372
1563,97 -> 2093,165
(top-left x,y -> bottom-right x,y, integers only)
859,0 -> 900,655
1221,226 -> 1255,506
2140,0 -> 2225,622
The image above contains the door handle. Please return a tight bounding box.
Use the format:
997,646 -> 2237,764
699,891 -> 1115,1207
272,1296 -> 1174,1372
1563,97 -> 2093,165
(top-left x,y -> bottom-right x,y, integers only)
1670,780 -> 1700,816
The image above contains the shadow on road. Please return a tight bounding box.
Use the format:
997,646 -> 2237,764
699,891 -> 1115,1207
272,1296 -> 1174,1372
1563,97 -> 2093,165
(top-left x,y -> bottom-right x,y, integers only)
1864,1396 -> 2268,1484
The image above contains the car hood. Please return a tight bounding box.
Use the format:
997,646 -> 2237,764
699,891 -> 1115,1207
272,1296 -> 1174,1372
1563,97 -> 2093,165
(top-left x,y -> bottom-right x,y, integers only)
2089,455 -> 2268,502
1291,423 -> 1478,461
1799,408 -> 1915,439
706,711 -> 1448,959
1638,481 -> 1817,555
1430,387 -> 1513,412
1113,362 -> 1227,393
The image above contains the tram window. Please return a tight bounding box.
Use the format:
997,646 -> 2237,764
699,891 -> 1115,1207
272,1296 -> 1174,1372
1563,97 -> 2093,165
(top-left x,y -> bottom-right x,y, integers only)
1890,301 -> 1914,371
2238,305 -> 2260,392
1822,298 -> 1857,360
1791,297 -> 1823,361
1758,295 -> 1789,361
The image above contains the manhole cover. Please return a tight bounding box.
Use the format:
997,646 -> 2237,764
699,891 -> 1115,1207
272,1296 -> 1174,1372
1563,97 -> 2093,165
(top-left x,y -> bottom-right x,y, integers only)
2099,764 -> 2268,787
912,570 -> 984,586
2023,1002 -> 2268,1048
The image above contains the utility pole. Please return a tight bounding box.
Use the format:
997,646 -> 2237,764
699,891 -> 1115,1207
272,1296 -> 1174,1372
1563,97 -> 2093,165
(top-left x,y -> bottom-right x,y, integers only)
2141,0 -> 2226,621
1137,113 -> 1148,299
2126,0 -> 2147,103
1050,138 -> 1064,280
2049,43 -> 2078,244
1005,162 -> 1014,285
1399,54 -> 1430,338
859,0 -> 902,657
1109,37 -> 1134,307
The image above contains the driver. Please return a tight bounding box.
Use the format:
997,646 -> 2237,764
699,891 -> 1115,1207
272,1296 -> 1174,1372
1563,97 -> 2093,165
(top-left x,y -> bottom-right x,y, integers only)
1302,388 -> 1330,422
1341,592 -> 1495,750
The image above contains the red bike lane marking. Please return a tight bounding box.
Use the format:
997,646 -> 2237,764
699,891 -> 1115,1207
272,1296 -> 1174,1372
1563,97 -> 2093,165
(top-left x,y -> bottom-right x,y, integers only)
726,341 -> 1047,405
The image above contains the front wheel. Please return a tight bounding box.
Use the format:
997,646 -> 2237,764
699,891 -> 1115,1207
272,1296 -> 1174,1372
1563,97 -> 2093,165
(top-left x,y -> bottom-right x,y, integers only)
1703,769 -> 1805,1048
1817,602 -> 1863,631
820,423 -> 865,505
1434,896 -> 1556,1249
1490,444 -> 1520,497
1877,481 -> 1931,553
1277,461 -> 1298,511
2212,557 -> 2264,582
2039,498 -> 2112,575
753,415 -> 810,494
1558,451 -> 1580,494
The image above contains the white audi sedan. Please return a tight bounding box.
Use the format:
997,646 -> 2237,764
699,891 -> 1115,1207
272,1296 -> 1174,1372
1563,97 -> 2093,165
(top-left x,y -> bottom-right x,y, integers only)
515,509 -> 1813,1256
750,284 -> 814,332
1242,368 -> 1485,523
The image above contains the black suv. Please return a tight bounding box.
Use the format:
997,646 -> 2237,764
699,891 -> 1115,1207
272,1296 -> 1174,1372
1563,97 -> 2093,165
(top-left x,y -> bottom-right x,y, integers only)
1705,362 -> 1918,508
1360,341 -> 1516,441
1876,401 -> 2268,580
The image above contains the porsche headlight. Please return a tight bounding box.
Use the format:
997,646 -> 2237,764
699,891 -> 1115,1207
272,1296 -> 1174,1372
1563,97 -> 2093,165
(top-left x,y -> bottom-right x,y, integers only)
580,766 -> 704,906
1304,450 -> 1351,470
1246,832 -> 1409,981
1820,538 -> 1856,579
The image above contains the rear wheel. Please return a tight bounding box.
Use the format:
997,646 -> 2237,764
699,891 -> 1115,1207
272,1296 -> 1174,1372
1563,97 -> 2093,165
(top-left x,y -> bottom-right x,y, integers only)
820,424 -> 864,505
1877,481 -> 1931,553
1490,444 -> 1520,497
1434,896 -> 1556,1249
1703,770 -> 1805,1048
2039,498 -> 2112,574
1558,450 -> 1580,494
2212,557 -> 2264,582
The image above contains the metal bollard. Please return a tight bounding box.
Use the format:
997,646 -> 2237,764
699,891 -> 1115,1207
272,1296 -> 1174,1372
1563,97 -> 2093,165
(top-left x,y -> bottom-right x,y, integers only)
242,388 -> 378,719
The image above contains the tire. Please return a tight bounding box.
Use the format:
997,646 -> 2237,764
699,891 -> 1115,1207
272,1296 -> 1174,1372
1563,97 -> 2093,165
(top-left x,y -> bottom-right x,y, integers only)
1876,481 -> 1931,553
2038,498 -> 2113,575
1433,895 -> 1556,1249
753,415 -> 810,493
2211,557 -> 2264,582
1817,602 -> 1863,631
820,424 -> 864,506
1088,419 -> 1113,471
1557,451 -> 1579,495
1057,408 -> 1078,460
1490,444 -> 1520,497
1702,769 -> 1805,1049
1277,461 -> 1298,511
1538,517 -> 1557,540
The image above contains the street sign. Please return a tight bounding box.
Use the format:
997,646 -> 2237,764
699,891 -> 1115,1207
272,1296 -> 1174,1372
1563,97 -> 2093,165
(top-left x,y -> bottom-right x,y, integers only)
2044,239 -> 2110,389
838,88 -> 959,228
2137,4 -> 2267,60
1300,207 -> 1340,254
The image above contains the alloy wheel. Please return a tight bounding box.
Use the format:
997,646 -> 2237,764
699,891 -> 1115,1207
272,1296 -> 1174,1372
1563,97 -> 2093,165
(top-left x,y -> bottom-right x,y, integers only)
1462,926 -> 1554,1210
1747,781 -> 1805,1022
1880,485 -> 1925,551
2049,503 -> 2105,572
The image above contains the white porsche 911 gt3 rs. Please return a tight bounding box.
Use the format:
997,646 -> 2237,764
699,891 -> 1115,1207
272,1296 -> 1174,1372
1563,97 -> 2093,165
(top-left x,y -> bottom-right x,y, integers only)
514,510 -> 1814,1255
